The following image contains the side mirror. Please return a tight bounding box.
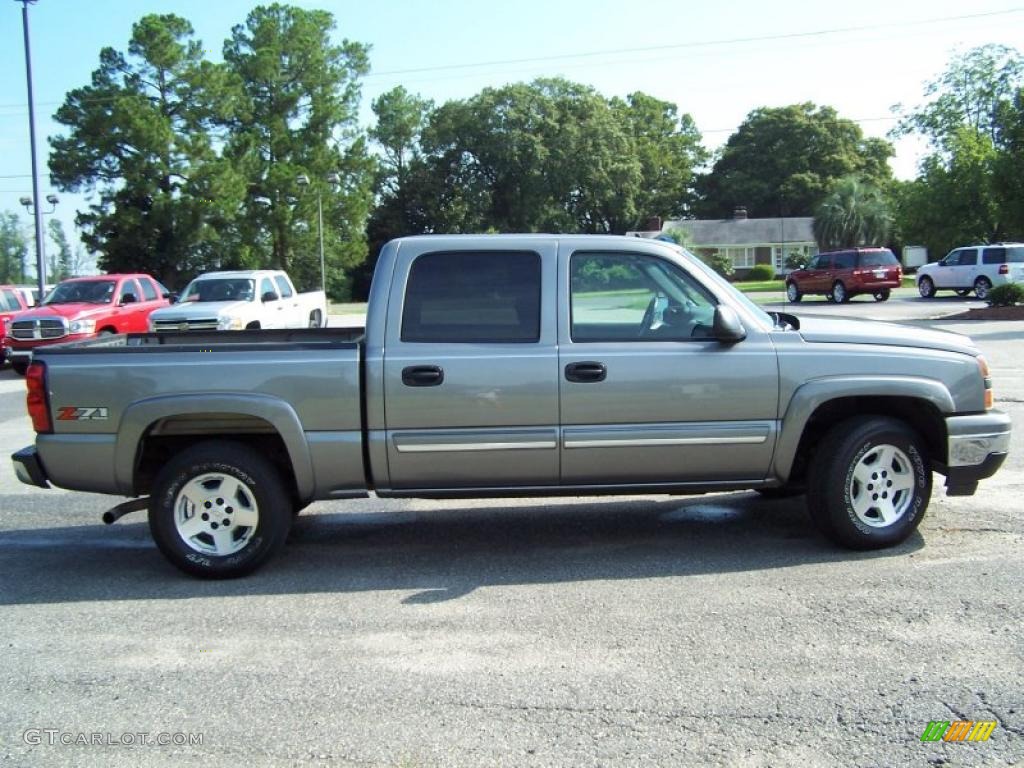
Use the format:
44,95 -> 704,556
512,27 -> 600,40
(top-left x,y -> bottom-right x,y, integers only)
163,291 -> 178,304
261,291 -> 278,303
120,293 -> 137,305
713,305 -> 746,344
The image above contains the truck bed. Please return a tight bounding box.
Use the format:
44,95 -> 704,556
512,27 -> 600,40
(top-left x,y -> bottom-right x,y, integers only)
30,327 -> 368,501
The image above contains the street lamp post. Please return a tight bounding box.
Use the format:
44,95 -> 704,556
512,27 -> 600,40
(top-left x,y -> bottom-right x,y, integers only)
14,0 -> 47,299
19,193 -> 58,284
296,173 -> 340,296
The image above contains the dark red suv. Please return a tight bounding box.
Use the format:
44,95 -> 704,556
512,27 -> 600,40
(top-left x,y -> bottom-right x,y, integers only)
785,247 -> 902,303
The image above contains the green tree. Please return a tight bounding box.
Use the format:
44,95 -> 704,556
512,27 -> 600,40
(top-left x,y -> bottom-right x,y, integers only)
47,219 -> 73,281
993,87 -> 1024,237
419,78 -> 643,234
895,127 -> 1003,259
813,176 -> 893,249
49,14 -> 244,287
893,46 -> 1024,257
611,92 -> 707,223
370,86 -> 433,197
223,3 -> 375,297
0,211 -> 28,283
696,103 -> 893,218
894,44 -> 1024,152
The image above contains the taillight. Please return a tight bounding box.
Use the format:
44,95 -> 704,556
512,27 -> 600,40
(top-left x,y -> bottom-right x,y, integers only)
999,264 -> 1009,275
25,361 -> 52,433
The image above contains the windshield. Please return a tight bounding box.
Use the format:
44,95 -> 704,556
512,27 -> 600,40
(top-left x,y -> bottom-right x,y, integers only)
44,280 -> 116,305
179,278 -> 255,303
661,243 -> 774,328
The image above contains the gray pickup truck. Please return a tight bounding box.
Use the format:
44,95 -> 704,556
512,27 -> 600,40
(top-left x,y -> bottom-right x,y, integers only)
12,235 -> 1012,577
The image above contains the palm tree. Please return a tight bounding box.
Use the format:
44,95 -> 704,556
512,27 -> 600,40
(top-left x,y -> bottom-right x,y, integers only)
813,176 -> 893,249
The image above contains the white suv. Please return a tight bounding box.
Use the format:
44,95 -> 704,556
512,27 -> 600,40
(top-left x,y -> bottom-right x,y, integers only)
917,243 -> 1024,299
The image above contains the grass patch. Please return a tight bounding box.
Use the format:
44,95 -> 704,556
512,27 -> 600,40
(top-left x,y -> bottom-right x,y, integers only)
735,280 -> 785,293
329,301 -> 368,315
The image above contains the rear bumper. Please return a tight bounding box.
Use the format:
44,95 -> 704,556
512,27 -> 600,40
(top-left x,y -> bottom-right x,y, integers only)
938,411 -> 1012,495
11,446 -> 49,488
851,279 -> 901,292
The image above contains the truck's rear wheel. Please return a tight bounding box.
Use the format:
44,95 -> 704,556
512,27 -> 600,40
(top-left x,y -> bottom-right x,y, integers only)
807,417 -> 931,550
10,359 -> 28,376
149,441 -> 292,578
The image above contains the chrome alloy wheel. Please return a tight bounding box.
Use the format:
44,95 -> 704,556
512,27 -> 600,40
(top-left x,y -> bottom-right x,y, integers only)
848,443 -> 916,528
173,472 -> 259,556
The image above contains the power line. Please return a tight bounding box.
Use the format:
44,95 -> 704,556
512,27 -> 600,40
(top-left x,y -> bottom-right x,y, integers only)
364,8 -> 1024,78
0,8 -> 1019,113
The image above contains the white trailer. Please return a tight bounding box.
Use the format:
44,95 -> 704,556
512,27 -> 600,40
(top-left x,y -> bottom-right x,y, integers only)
902,245 -> 928,269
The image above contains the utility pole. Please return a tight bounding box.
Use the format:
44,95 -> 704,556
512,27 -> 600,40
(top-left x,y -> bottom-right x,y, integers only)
15,0 -> 47,299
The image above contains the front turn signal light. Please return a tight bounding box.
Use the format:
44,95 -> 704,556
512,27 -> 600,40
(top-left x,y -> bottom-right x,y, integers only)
978,356 -> 993,409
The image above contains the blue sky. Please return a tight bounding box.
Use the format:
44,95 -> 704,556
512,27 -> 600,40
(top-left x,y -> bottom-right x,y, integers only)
1,0 -> 1022,274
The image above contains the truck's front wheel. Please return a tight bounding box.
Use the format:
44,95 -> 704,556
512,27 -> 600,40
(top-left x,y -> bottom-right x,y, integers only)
149,441 -> 292,578
807,417 -> 931,550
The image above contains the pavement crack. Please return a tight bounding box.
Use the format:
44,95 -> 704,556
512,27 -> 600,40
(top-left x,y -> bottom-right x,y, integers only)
976,692 -> 1024,737
941,700 -> 968,721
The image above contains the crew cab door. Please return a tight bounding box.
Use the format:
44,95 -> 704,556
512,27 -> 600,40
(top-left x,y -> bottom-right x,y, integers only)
259,277 -> 287,328
557,246 -> 778,485
114,278 -> 147,332
382,240 -> 559,489
935,248 -> 976,288
273,274 -> 304,327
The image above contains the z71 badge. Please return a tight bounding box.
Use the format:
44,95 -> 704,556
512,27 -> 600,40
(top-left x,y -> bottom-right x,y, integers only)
57,407 -> 109,421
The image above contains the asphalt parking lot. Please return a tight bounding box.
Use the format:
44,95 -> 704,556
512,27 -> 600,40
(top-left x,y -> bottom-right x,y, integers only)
0,306 -> 1021,767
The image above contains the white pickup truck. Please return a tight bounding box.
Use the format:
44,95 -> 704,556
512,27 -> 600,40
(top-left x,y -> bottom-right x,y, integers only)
148,270 -> 327,331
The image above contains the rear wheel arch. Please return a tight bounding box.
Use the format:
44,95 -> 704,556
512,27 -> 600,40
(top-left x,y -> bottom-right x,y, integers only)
115,395 -> 314,501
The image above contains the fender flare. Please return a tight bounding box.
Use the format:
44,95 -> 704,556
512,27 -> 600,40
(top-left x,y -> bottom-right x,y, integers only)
114,393 -> 314,499
773,375 -> 954,480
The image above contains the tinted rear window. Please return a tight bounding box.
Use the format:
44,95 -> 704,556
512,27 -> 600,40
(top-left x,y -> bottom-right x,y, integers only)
402,251 -> 541,343
139,278 -> 158,301
833,253 -> 856,269
983,247 -> 1024,264
858,250 -> 899,267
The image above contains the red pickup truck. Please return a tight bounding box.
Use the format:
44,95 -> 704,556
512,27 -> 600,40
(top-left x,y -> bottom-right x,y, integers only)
1,284 -> 32,367
5,274 -> 172,374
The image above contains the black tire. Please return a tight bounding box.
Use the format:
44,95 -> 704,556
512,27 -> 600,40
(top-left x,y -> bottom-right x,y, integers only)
245,321 -> 261,330
974,277 -> 992,300
954,289 -> 971,297
149,441 -> 293,578
785,282 -> 803,303
308,310 -> 322,328
873,289 -> 890,302
807,417 -> 931,550
830,281 -> 849,304
918,276 -> 936,298
11,359 -> 28,376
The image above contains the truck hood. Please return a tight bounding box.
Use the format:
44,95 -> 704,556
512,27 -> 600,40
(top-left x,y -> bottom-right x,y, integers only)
150,301 -> 249,321
796,316 -> 978,356
14,303 -> 112,321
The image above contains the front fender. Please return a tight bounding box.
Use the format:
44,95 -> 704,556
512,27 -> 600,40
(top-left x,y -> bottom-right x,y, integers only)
114,393 -> 314,498
772,375 -> 955,480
